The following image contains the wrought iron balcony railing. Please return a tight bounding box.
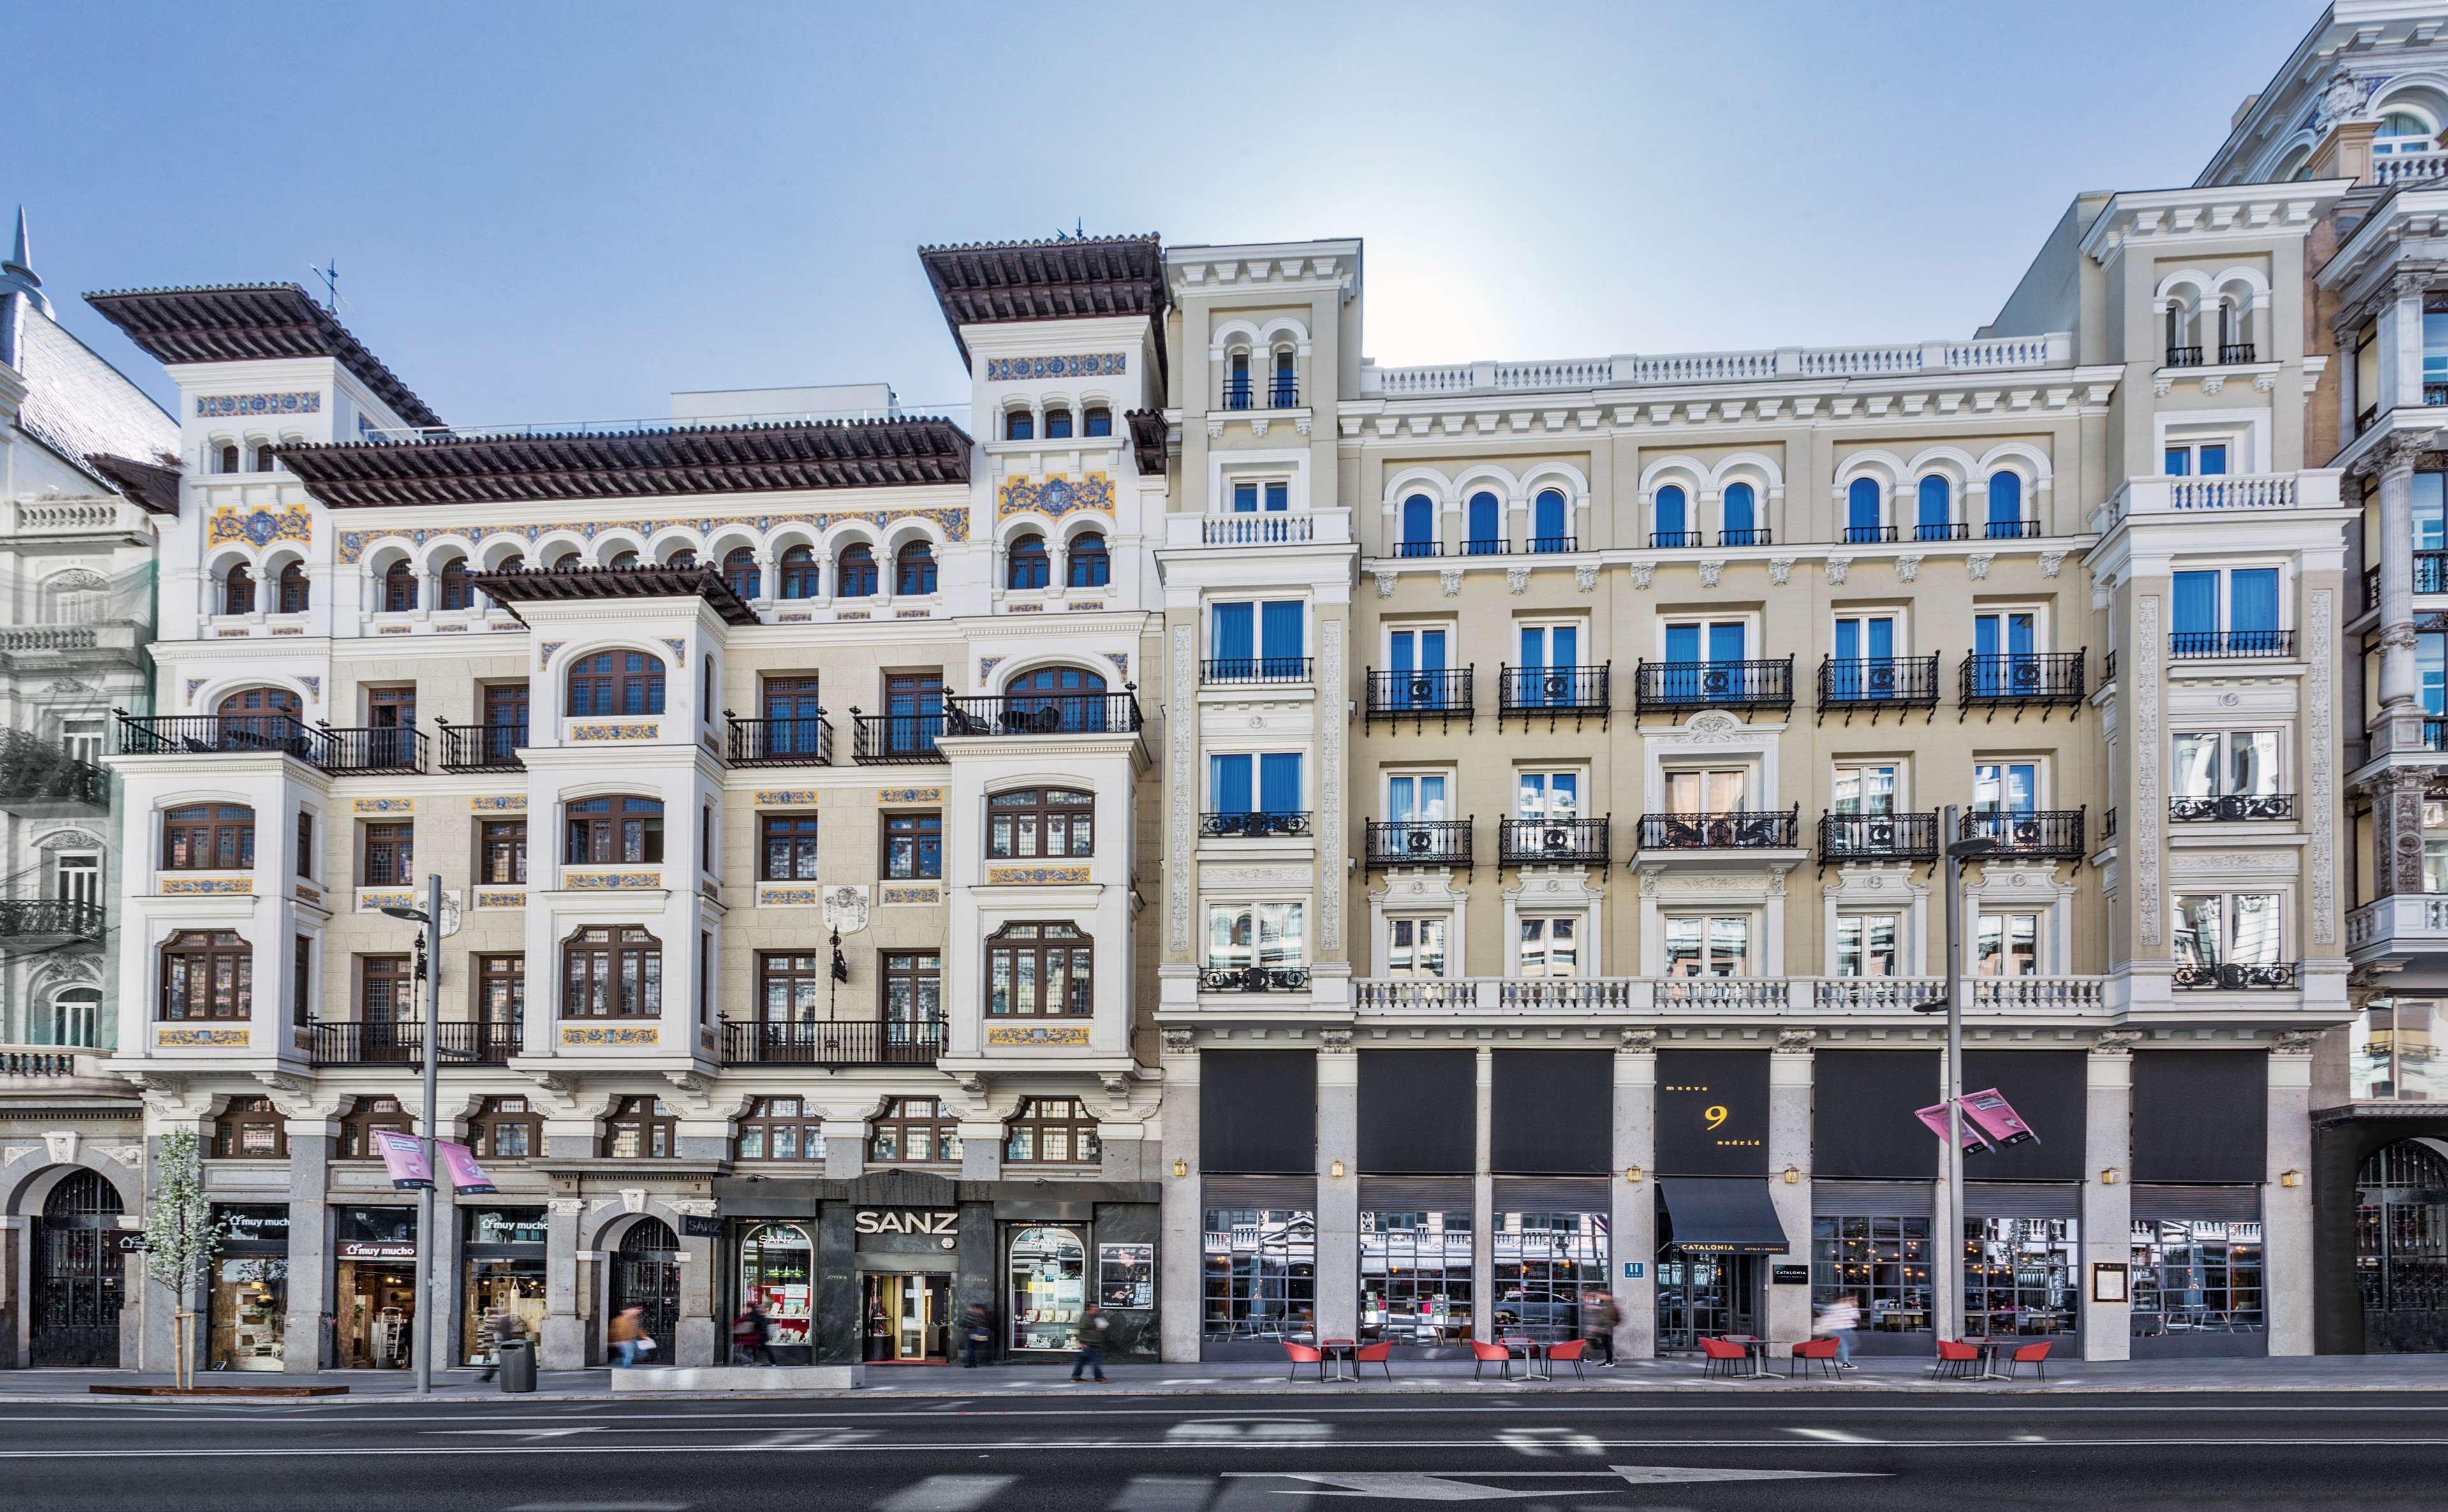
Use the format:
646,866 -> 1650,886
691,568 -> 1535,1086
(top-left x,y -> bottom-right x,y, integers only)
1526,535 -> 1577,554
1718,527 -> 1774,547
1982,518 -> 2041,539
1817,811 -> 1939,863
2169,630 -> 2293,659
1203,657 -> 1313,685
1841,524 -> 1898,543
1816,654 -> 1942,715
437,719 -> 526,772
1364,818 -> 1473,872
1638,807 -> 1801,851
721,1018 -> 945,1065
943,691 -> 1142,738
1499,663 -> 1609,726
308,1018 -> 520,1066
726,713 -> 834,767
1197,964 -> 1311,994
850,712 -> 947,764
1200,810 -> 1313,839
1958,652 -> 2086,710
0,899 -> 105,944
319,725 -> 427,775
0,730 -> 108,809
1366,667 -> 1475,730
2169,793 -> 2295,823
117,711 -> 315,760
1500,816 -> 1610,866
1633,657 -> 1794,716
1913,521 -> 1970,541
1961,808 -> 2088,860
1649,530 -> 1702,548
2173,961 -> 2296,990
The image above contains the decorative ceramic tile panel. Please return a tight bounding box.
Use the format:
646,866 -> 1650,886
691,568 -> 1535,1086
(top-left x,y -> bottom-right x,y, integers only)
198,392 -> 320,416
986,353 -> 1127,380
355,797 -> 415,814
207,504 -> 314,547
335,506 -> 970,564
879,884 -> 943,906
985,865 -> 1092,885
566,871 -> 663,890
661,638 -> 687,667
569,723 -> 659,742
470,795 -> 527,811
896,608 -> 931,619
984,1024 -> 1091,1047
837,610 -> 871,621
540,642 -> 566,668
996,473 -> 1114,522
474,890 -> 527,909
158,1027 -> 251,1047
753,790 -> 820,807
163,876 -> 251,895
561,1025 -> 659,1046
358,890 -> 414,911
876,788 -> 941,804
294,884 -> 322,906
756,886 -> 823,907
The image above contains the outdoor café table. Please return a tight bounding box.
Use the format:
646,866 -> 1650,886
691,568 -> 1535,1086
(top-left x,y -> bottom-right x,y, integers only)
1497,1335 -> 1552,1381
1720,1334 -> 1774,1379
1962,1336 -> 2013,1382
1316,1338 -> 1360,1383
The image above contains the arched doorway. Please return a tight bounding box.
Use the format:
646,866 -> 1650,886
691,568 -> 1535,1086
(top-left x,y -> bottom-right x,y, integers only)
610,1218 -> 681,1355
214,685 -> 302,751
1003,664 -> 1110,733
32,1170 -> 125,1367
2359,1140 -> 2448,1353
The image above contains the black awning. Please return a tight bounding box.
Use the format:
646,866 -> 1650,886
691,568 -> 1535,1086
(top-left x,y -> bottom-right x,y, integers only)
1659,1177 -> 1791,1254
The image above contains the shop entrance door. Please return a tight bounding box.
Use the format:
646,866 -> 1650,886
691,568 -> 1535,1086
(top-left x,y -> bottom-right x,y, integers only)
337,1261 -> 418,1368
31,1171 -> 124,1367
1655,1250 -> 1763,1353
861,1273 -> 951,1362
611,1219 -> 681,1351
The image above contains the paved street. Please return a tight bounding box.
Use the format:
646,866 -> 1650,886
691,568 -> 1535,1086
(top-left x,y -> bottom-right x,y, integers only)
3,1388 -> 2444,1510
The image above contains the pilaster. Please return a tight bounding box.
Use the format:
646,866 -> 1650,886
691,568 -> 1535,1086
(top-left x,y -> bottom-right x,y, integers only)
1611,1032 -> 1657,1360
1314,1034 -> 1359,1340
1767,1031 -> 1814,1354
2082,1035 -> 2137,1362
2266,1032 -> 2319,1356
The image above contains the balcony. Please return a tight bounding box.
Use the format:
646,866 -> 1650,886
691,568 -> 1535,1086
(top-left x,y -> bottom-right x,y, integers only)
850,712 -> 947,764
438,720 -> 526,772
1499,816 -> 1610,867
1816,655 -> 1942,721
2169,793 -> 2294,823
1958,652 -> 2085,718
1632,658 -> 1794,717
2,1049 -> 95,1079
725,713 -> 834,767
1650,530 -> 1702,549
1364,818 -> 1473,874
942,691 -> 1142,738
2364,551 -> 2448,611
2165,346 -> 2206,367
0,729 -> 108,811
2169,630 -> 2293,660
318,726 -> 427,775
0,899 -> 105,946
1912,522 -> 1971,541
1357,334 -> 2072,399
309,1019 -> 520,1066
1350,974 -> 2109,1018
1841,524 -> 1899,544
1719,527 -> 1773,547
1365,667 -> 1475,732
1223,378 -> 1255,411
720,1018 -> 944,1066
1203,657 -> 1313,686
1980,518 -> 2041,540
1498,663 -> 1609,729
2101,471 -> 2341,526
2220,343 -> 2257,365
1197,965 -> 1311,994
1200,810 -> 1312,839
2350,894 -> 2448,964
1637,807 -> 1801,852
2173,962 -> 2296,990
1961,809 -> 2087,861
113,713 -> 426,773
1817,811 -> 1938,865
1165,510 -> 1350,550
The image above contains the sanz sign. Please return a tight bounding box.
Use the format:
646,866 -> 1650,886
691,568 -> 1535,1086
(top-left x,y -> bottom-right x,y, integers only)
854,1209 -> 957,1237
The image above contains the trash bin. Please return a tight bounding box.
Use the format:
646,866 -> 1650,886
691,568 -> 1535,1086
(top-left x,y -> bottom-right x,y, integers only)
498,1339 -> 536,1393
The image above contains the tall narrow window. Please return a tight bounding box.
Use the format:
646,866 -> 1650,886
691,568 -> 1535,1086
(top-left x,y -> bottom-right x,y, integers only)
276,562 -> 309,613
1466,492 -> 1501,555
563,927 -> 662,1018
1653,485 -> 1692,547
1007,534 -> 1050,590
836,544 -> 878,598
985,923 -> 1093,1016
1006,409 -> 1035,441
1984,471 -> 2028,539
1400,495 -> 1437,557
1722,482 -> 1760,544
383,561 -> 418,613
438,557 -> 474,609
1916,476 -> 1954,540
1271,348 -> 1297,407
1226,351 -> 1253,409
723,547 -> 762,600
1043,406 -> 1073,439
1845,477 -> 1885,542
1066,532 -> 1109,587
778,545 -> 818,599
883,951 -> 943,1038
223,563 -> 256,615
895,541 -> 938,596
1532,488 -> 1568,551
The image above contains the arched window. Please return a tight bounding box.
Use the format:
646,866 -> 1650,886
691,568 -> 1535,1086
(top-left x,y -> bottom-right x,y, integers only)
1001,664 -> 1109,732
774,545 -> 815,599
161,930 -> 251,1020
1044,406 -> 1073,439
985,921 -> 1094,1016
565,795 -> 665,863
1083,406 -> 1112,437
723,547 -> 762,600
1399,495 -> 1437,557
1007,534 -> 1051,591
550,550 -> 581,570
1271,348 -> 1298,407
566,928 -> 663,1020
1005,1096 -> 1101,1163
218,444 -> 240,474
438,557 -> 473,610
215,686 -> 301,747
1845,477 -> 1886,543
1465,492 -> 1501,555
223,562 -> 256,615
1985,471 -> 2028,539
987,787 -> 1095,859
48,987 -> 103,1048
896,541 -> 938,596
1653,485 -> 1692,548
1532,488 -> 1568,552
41,571 -> 105,624
2377,108 -> 2437,156
1066,532 -> 1109,588
565,650 -> 666,716
498,552 -> 526,574
1006,409 -> 1035,441
211,1096 -> 286,1159
869,1097 -> 961,1163
251,443 -> 276,472
1227,351 -> 1253,409
382,560 -> 418,613
2165,303 -> 2194,363
1915,476 -> 1954,541
609,548 -> 639,570
1722,481 -> 1760,544
276,562 -> 309,613
836,543 -> 878,598
601,1094 -> 676,1156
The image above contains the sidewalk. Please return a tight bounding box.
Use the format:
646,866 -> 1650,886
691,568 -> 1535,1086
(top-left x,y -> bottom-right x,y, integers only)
9,1352 -> 2448,1400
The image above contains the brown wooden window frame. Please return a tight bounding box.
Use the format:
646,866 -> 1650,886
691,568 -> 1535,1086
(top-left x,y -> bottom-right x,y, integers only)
564,650 -> 667,717
881,811 -> 942,879
735,1097 -> 823,1162
337,1095 -> 411,1161
224,562 -> 256,615
984,920 -> 1093,1017
362,820 -> 415,886
561,924 -> 661,1018
759,812 -> 820,881
868,1096 -> 961,1164
276,561 -> 309,613
468,1095 -> 540,1160
603,1095 -> 677,1159
160,930 -> 251,1020
438,556 -> 475,610
211,1095 -> 287,1159
475,953 -> 526,1027
480,819 -> 528,884
360,953 -> 413,1025
565,795 -> 664,865
1003,1096 -> 1102,1165
756,950 -> 826,1022
882,950 -> 942,1032
165,804 -> 255,871
382,560 -> 419,613
986,786 -> 1095,860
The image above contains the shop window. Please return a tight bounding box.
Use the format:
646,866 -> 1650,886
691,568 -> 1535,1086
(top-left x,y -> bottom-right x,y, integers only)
759,812 -> 821,881
883,812 -> 942,879
562,925 -> 662,1017
869,1097 -> 960,1163
1008,1225 -> 1086,1351
1963,1217 -> 2079,1337
1360,1211 -> 1472,1344
603,1096 -> 678,1159
1004,1096 -> 1100,1164
1201,1208 -> 1316,1342
736,1097 -> 823,1161
165,804 -> 254,870
461,1207 -> 549,1367
468,1096 -> 540,1160
361,821 -> 414,886
1811,1214 -> 1933,1337
740,1224 -> 815,1350
161,930 -> 251,1020
211,1096 -> 287,1159
1492,1211 -> 1609,1341
338,1096 -> 412,1161
565,795 -> 663,864
985,922 -> 1093,1016
480,819 -> 527,884
209,1205 -> 290,1372
882,951 -> 942,1037
987,786 -> 1095,858
2130,1221 -> 2263,1337
565,650 -> 666,717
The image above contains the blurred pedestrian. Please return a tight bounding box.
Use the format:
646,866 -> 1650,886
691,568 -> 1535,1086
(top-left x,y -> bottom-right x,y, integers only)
1067,1303 -> 1109,1383
1582,1291 -> 1622,1367
474,1307 -> 515,1382
732,1302 -> 773,1365
608,1305 -> 647,1368
962,1303 -> 994,1369
1815,1293 -> 1861,1370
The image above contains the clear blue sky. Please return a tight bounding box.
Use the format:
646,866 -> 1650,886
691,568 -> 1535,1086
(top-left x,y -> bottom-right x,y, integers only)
16,0 -> 2317,427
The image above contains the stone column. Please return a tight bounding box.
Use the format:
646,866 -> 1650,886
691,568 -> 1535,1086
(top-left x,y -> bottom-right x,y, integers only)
2081,1034 -> 2137,1362
2375,438 -> 2425,756
1,1215 -> 26,1369
958,1124 -> 1004,1181
540,1195 -> 588,1369
1611,1031 -> 1658,1360
1767,1031 -> 1815,1354
2373,767 -> 2433,900
1314,1033 -> 1359,1340
1471,1046 -> 1494,1345
1158,1029 -> 1202,1363
674,1202 -> 718,1367
283,1124 -> 335,1372
2265,1034 -> 2319,1356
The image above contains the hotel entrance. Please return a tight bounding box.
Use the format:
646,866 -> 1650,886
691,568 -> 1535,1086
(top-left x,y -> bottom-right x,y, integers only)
860,1272 -> 951,1362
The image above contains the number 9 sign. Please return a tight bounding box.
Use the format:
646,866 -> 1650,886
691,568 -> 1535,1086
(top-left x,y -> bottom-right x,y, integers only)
1705,1105 -> 1729,1130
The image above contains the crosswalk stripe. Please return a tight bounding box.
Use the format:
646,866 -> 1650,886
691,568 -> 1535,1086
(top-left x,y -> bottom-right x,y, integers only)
874,1475 -> 1015,1512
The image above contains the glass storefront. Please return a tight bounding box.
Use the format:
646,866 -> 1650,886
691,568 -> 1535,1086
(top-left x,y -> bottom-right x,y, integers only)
461,1208 -> 547,1366
1963,1217 -> 2079,1337
1359,1210 -> 1471,1344
1008,1224 -> 1087,1352
334,1207 -> 419,1369
2130,1221 -> 2263,1337
208,1205 -> 290,1372
740,1223 -> 816,1351
1811,1214 -> 1933,1339
1656,1251 -> 1760,1351
1492,1211 -> 1607,1340
1202,1208 -> 1316,1344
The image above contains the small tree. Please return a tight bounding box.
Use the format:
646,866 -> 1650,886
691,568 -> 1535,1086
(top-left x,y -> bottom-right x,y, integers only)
142,1129 -> 219,1388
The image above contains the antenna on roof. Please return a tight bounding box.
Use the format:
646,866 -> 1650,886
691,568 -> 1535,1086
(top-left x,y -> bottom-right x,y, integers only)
309,258 -> 348,314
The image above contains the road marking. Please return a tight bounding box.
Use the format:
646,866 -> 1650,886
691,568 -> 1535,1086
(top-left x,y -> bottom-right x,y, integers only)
1110,1476 -> 1217,1512
874,1474 -> 1015,1512
1260,1474 -> 1608,1500
439,1427 -> 612,1441
1783,1427 -> 1880,1444
508,1504 -> 689,1511
1234,1468 -> 1886,1499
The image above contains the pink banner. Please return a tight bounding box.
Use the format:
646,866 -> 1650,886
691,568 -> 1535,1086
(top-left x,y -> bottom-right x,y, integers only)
1959,1087 -> 2037,1149
438,1140 -> 497,1195
371,1129 -> 433,1191
1915,1100 -> 1993,1153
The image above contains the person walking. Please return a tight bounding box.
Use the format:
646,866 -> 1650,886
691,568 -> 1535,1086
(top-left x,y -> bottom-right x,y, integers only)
962,1303 -> 994,1369
1582,1291 -> 1622,1367
1067,1303 -> 1109,1384
474,1307 -> 508,1383
1815,1293 -> 1861,1371
608,1305 -> 647,1368
732,1302 -> 772,1365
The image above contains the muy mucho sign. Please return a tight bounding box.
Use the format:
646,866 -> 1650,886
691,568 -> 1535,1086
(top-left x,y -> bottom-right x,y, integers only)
854,1208 -> 957,1237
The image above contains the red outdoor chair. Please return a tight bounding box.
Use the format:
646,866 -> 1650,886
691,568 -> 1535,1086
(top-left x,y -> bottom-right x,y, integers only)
1283,1341 -> 1324,1381
1929,1339 -> 1980,1380
2005,1340 -> 2051,1381
1698,1336 -> 1750,1379
1544,1339 -> 1589,1379
1470,1339 -> 1515,1381
1353,1341 -> 1396,1381
1788,1334 -> 1841,1380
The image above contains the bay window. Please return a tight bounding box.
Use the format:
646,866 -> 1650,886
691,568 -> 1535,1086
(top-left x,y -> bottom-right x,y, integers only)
985,921 -> 1093,1016
1205,901 -> 1307,985
987,787 -> 1095,858
562,925 -> 661,1017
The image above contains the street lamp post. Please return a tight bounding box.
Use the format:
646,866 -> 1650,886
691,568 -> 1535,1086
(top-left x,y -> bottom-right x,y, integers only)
382,875 -> 444,1396
1928,805 -> 1995,1344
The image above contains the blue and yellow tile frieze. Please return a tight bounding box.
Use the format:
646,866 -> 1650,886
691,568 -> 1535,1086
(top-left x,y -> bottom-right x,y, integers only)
358,890 -> 415,911
207,504 -> 314,548
753,790 -> 820,807
470,795 -> 527,811
996,472 -> 1114,523
473,890 -> 527,909
985,353 -> 1128,380
984,1024 -> 1091,1047
985,865 -> 1092,886
561,1025 -> 659,1046
879,884 -> 943,906
876,788 -> 941,804
158,1027 -> 251,1048
566,870 -> 663,890
198,391 -> 320,417
569,723 -> 659,742
354,797 -> 415,814
335,506 -> 970,565
163,876 -> 252,895
756,885 -> 823,907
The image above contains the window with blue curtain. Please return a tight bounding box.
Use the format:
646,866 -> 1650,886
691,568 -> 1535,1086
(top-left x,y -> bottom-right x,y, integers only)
1986,471 -> 2026,539
1533,489 -> 1568,550
1708,622 -> 1745,664
1389,628 -> 1447,708
1212,601 -> 1254,675
1209,754 -> 1252,814
2171,571 -> 2218,642
1973,611 -> 2035,696
1832,615 -> 1895,700
2165,447 -> 2190,477
1722,482 -> 1757,543
1467,492 -> 1501,555
2229,568 -> 2280,652
1654,486 -> 1690,545
1846,478 -> 1884,541
1518,624 -> 1579,705
1917,476 -> 1952,540
1233,482 -> 1258,513
1258,753 -> 1301,815
1401,495 -> 1436,557
1264,482 -> 1289,512
1260,600 -> 1304,677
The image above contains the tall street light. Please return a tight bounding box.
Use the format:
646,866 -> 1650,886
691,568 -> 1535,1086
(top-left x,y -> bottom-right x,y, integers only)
1919,805 -> 1995,1342
380,875 -> 444,1395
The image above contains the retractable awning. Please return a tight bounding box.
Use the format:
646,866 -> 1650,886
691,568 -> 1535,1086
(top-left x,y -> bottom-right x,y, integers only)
1658,1177 -> 1791,1254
